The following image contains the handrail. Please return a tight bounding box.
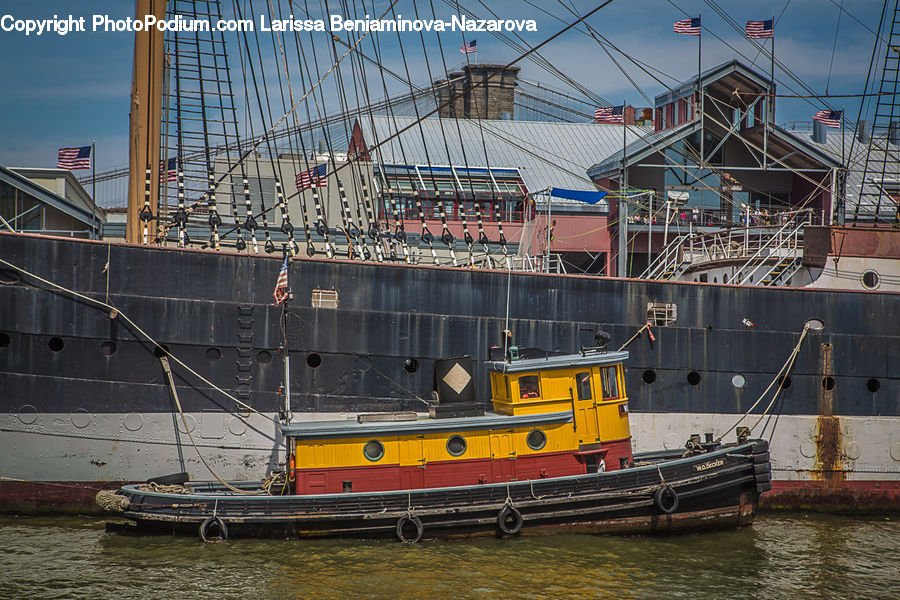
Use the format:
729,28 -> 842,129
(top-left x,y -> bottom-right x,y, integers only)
736,219 -> 806,285
640,233 -> 692,279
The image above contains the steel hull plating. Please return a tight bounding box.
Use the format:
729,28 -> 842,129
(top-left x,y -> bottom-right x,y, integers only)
102,441 -> 769,540
0,232 -> 898,511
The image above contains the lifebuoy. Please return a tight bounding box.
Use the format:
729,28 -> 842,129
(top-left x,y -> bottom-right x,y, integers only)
396,515 -> 424,543
199,516 -> 228,542
653,484 -> 679,514
497,505 -> 524,535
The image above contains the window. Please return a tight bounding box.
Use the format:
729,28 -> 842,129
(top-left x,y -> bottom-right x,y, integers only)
505,376 -> 511,400
526,429 -> 547,451
575,372 -> 592,401
519,375 -> 540,399
446,435 -> 467,457
862,270 -> 880,290
601,366 -> 619,399
363,440 -> 385,462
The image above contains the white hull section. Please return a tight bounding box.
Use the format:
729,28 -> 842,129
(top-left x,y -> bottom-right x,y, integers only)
2,411 -> 898,484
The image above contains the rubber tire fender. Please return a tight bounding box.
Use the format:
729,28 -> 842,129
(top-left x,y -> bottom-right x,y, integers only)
497,505 -> 524,535
396,515 -> 424,543
653,484 -> 679,514
199,516 -> 228,542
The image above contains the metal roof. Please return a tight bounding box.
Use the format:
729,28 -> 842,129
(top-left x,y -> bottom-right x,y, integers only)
487,349 -> 629,373
780,124 -> 898,218
281,410 -> 573,439
0,166 -> 100,234
655,60 -> 773,107
588,122 -> 698,177
356,115 -> 649,194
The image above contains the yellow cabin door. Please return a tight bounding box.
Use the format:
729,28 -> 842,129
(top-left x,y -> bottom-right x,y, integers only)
490,431 -> 516,482
572,371 -> 600,444
399,435 -> 425,489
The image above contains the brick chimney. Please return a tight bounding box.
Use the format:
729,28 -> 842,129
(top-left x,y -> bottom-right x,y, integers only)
434,64 -> 521,120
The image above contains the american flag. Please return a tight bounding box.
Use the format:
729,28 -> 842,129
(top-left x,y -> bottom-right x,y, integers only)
813,109 -> 843,128
594,105 -> 624,124
272,255 -> 290,306
159,157 -> 177,183
57,146 -> 92,170
296,163 -> 328,191
460,40 -> 477,54
746,20 -> 774,39
673,17 -> 701,36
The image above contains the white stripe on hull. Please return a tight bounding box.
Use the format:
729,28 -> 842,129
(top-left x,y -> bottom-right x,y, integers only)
2,412 -> 898,484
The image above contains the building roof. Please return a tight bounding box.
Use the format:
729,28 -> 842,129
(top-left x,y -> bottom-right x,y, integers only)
355,115 -> 650,195
0,166 -> 102,234
587,122 -> 699,178
655,60 -> 774,107
780,124 -> 897,217
587,119 -> 841,180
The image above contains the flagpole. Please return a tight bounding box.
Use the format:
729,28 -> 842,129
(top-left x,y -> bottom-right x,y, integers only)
91,140 -> 97,239
765,18 -> 774,169
698,12 -> 703,166
620,96 -> 628,277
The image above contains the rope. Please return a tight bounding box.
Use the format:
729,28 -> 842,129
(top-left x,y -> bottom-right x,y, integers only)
138,481 -> 192,494
160,356 -> 262,496
0,256 -> 277,424
529,479 -> 545,500
618,322 -> 652,351
715,323 -> 811,443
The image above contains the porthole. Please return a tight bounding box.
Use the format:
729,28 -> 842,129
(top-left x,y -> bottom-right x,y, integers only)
0,332 -> 10,348
306,353 -> 322,368
257,350 -> 272,364
206,347 -> 221,361
642,369 -> 657,384
101,341 -> 117,356
48,337 -> 64,352
446,435 -> 467,457
867,378 -> 881,393
404,358 -> 419,374
822,376 -> 836,391
363,439 -> 385,462
153,344 -> 169,358
777,375 -> 792,389
861,270 -> 880,290
526,429 -> 547,451
732,374 -> 746,389
687,371 -> 701,386
805,319 -> 825,331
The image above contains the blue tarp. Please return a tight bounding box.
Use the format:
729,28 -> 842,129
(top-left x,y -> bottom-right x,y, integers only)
549,188 -> 608,204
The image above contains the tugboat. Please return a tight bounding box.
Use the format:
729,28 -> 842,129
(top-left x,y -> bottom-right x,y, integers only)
98,343 -> 771,542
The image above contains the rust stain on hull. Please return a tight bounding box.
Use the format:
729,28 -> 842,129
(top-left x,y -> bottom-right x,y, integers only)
812,343 -> 846,484
813,415 -> 846,483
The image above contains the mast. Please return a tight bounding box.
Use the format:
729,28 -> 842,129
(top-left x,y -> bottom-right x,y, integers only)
126,0 -> 167,244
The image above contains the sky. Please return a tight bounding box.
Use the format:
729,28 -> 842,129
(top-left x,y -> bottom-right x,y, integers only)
0,0 -> 890,175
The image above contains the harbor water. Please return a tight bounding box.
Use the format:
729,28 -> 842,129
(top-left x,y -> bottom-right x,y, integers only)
0,513 -> 897,599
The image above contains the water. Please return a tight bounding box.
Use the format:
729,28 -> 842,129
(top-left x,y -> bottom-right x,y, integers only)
0,514 -> 897,600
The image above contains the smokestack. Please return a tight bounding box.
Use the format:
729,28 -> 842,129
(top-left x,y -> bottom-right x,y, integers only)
812,119 -> 827,144
857,120 -> 869,143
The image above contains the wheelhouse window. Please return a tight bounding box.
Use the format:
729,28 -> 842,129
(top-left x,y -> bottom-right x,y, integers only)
601,366 -> 619,399
519,375 -> 540,399
575,372 -> 592,401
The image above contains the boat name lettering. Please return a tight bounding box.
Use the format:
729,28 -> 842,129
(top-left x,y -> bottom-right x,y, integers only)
693,459 -> 724,472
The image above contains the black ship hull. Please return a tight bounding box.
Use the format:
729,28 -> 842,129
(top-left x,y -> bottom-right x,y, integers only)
1,232 -> 898,511
101,441 -> 771,540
